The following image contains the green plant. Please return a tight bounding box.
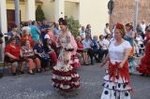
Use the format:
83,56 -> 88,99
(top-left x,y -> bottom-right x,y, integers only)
66,16 -> 80,37
36,5 -> 45,22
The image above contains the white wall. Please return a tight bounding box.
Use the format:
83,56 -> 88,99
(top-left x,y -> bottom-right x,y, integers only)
65,2 -> 79,20
79,0 -> 109,37
41,0 -> 109,37
42,0 -> 55,22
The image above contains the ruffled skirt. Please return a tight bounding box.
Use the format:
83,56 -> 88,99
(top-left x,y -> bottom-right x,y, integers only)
69,53 -> 80,69
52,62 -> 80,91
101,75 -> 132,99
128,57 -> 138,73
136,56 -> 150,75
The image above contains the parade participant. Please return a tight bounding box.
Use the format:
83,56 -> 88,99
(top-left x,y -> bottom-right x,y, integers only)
100,23 -> 132,99
136,26 -> 150,76
124,23 -> 137,73
52,19 -> 80,92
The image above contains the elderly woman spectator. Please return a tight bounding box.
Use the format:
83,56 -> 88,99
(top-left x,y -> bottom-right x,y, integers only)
21,29 -> 34,47
4,37 -> 22,75
21,40 -> 41,75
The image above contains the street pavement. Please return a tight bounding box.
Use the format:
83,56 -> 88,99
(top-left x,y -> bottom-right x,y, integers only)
0,57 -> 150,99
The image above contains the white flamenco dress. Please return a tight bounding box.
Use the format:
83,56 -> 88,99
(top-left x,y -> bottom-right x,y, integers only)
52,31 -> 80,91
101,40 -> 132,99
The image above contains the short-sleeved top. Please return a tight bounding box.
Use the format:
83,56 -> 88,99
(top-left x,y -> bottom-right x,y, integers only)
44,31 -> 56,43
21,46 -> 35,57
4,44 -> 21,60
77,41 -> 83,49
30,25 -> 40,41
82,39 -> 93,49
108,40 -> 131,63
21,35 -> 34,47
53,28 -> 61,36
34,45 -> 44,53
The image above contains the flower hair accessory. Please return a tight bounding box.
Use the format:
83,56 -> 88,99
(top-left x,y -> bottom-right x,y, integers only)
115,22 -> 125,34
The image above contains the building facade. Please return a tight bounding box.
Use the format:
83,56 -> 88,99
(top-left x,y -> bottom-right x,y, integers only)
110,0 -> 150,28
0,0 -> 109,36
0,0 -> 109,60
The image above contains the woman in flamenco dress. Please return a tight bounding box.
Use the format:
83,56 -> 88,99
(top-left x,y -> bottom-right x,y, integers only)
136,26 -> 150,76
100,23 -> 132,99
124,23 -> 137,74
52,19 -> 80,93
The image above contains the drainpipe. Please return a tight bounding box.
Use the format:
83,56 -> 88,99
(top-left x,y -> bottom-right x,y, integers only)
133,0 -> 139,32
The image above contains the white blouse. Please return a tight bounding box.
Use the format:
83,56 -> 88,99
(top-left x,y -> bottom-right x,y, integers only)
108,40 -> 131,63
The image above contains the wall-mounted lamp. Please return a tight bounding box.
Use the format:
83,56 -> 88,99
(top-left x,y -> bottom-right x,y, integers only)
107,0 -> 114,14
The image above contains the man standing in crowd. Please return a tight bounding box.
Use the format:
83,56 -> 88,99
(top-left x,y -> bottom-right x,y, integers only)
104,23 -> 111,37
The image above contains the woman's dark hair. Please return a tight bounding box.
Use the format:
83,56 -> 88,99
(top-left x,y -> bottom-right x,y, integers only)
99,35 -> 104,39
43,38 -> 49,46
59,20 -> 67,25
58,18 -> 64,23
9,37 -> 16,42
32,21 -> 36,25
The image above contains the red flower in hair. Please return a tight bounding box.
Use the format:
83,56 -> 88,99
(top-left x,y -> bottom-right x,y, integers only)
116,23 -> 124,30
115,23 -> 125,34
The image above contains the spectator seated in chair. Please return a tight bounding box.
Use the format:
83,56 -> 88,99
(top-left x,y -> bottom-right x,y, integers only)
34,40 -> 50,71
21,40 -> 41,75
4,37 -> 23,76
82,34 -> 94,65
92,35 -> 104,63
43,38 -> 57,67
76,36 -> 89,65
